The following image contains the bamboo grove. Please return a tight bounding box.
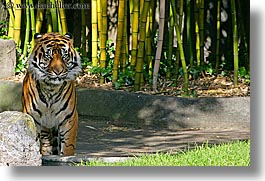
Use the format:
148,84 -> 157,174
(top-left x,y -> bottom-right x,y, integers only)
2,0 -> 250,94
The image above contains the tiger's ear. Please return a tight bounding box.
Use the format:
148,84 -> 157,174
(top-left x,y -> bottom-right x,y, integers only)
64,32 -> 73,39
34,33 -> 42,44
34,33 -> 42,40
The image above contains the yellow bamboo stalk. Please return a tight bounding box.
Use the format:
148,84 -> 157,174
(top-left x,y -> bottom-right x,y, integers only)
195,0 -> 200,66
6,0 -> 14,38
112,0 -> 125,84
97,0 -> 102,40
91,0 -> 98,67
134,0 -> 150,91
100,0 -> 107,84
35,0 -> 45,33
121,0 -> 128,73
57,0 -> 68,34
13,0 -> 22,47
152,0 -> 165,91
130,0 -> 139,68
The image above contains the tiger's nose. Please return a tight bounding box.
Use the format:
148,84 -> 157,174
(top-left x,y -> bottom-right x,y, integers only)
53,66 -> 64,75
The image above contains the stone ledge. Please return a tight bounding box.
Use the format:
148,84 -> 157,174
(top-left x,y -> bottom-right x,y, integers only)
0,80 -> 250,130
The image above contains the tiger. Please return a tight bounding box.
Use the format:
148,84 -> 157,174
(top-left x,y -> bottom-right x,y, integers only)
22,32 -> 82,156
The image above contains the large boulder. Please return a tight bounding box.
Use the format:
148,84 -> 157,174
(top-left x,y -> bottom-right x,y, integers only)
0,111 -> 42,166
0,39 -> 16,79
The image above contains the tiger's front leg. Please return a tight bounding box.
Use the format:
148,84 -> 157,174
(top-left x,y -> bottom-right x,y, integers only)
39,127 -> 54,156
59,110 -> 78,156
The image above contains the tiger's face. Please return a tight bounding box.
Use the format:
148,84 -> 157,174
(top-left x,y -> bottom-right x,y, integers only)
28,32 -> 82,85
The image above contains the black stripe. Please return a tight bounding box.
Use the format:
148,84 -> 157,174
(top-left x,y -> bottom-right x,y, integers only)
36,81 -> 48,107
55,87 -> 73,116
58,103 -> 76,128
28,84 -> 42,117
54,82 -> 67,101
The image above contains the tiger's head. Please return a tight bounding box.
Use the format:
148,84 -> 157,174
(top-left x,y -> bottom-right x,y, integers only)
28,32 -> 82,85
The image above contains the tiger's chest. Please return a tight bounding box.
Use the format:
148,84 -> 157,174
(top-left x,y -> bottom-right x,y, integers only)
30,81 -> 76,129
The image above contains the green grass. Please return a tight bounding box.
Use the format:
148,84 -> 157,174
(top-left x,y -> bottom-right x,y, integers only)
77,140 -> 250,166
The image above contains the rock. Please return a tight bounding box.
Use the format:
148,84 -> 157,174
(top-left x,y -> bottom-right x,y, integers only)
0,39 -> 16,79
0,111 -> 42,166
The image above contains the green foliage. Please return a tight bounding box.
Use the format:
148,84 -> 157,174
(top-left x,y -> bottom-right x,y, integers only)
0,20 -> 9,39
15,48 -> 28,74
76,140 -> 250,166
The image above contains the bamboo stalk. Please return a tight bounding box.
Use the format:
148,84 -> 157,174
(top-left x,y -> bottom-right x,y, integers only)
171,0 -> 188,94
186,0 -> 193,68
112,0 -> 125,84
145,5 -> 152,78
97,0 -> 102,40
46,8 -> 53,32
57,0 -> 67,34
57,7 -> 62,34
199,0 -> 204,65
13,0 -> 22,47
50,0 -> 58,32
231,0 -> 239,87
166,1 -> 174,80
215,0 -> 221,73
23,0 -> 30,56
152,0 -> 165,92
28,0 -> 35,47
195,0 -> 200,66
121,0 -> 128,73
134,0 -> 150,91
6,0 -> 14,38
35,0 -> 45,33
80,0 -> 86,56
91,0 -> 98,67
130,0 -> 139,68
100,0 -> 107,84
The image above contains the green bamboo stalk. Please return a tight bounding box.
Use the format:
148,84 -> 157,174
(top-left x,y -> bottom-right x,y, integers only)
215,0 -> 221,73
57,0 -> 68,34
91,0 -> 98,67
130,0 -> 139,68
195,0 -> 200,66
199,0 -> 205,65
231,0 -> 239,87
35,0 -> 45,33
166,3 -> 174,80
100,0 -> 107,84
134,0 -> 150,91
81,0 -> 86,56
112,0 -> 125,84
171,0 -> 188,94
50,0 -> 58,32
28,0 -> 35,47
23,0 -> 30,56
186,0 -> 193,68
57,7 -> 62,34
13,0 -> 22,47
152,0 -> 165,92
